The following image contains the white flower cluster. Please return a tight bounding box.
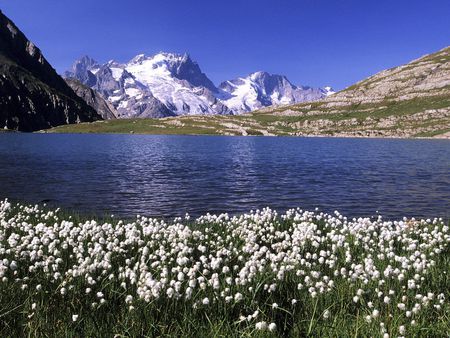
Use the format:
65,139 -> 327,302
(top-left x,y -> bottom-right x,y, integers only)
0,199 -> 448,335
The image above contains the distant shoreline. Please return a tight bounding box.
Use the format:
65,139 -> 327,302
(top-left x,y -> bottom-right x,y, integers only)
35,129 -> 450,140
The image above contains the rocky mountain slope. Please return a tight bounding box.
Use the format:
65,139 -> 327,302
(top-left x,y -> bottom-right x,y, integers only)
65,54 -> 332,118
0,10 -> 101,132
255,45 -> 450,137
52,46 -> 450,138
65,78 -> 117,119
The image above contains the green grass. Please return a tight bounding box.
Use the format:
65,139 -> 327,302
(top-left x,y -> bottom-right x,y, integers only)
45,92 -> 450,138
414,127 -> 450,138
45,118 -> 222,135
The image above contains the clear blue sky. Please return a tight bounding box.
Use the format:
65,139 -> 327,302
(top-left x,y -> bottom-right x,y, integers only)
1,0 -> 449,89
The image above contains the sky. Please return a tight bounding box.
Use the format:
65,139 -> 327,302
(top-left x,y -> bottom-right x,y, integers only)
1,0 -> 449,90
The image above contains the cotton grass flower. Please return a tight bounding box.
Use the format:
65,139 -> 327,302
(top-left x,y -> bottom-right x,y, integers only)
0,199 -> 448,336
255,321 -> 267,330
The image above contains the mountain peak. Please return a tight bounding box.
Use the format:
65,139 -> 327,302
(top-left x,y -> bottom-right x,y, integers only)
129,53 -> 147,64
249,71 -> 292,87
127,51 -> 217,92
322,86 -> 335,96
78,55 -> 98,65
106,59 -> 121,67
72,55 -> 98,72
64,55 -> 99,86
219,71 -> 330,113
155,51 -> 186,59
129,52 -> 189,65
249,71 -> 269,79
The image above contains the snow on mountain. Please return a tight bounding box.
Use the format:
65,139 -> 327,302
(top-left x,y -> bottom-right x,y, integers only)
124,53 -> 229,116
65,53 -> 333,118
218,71 -> 333,113
65,53 -> 230,118
322,86 -> 336,96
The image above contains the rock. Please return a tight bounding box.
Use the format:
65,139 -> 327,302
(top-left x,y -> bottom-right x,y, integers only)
65,78 -> 118,119
0,10 -> 101,131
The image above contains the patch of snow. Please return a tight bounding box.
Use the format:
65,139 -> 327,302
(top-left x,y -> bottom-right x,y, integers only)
111,67 -> 124,81
109,95 -> 122,102
125,87 -> 141,98
118,100 -> 128,109
323,86 -> 336,96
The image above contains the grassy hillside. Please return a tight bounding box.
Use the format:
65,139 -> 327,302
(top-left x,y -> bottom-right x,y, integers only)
48,47 -> 450,138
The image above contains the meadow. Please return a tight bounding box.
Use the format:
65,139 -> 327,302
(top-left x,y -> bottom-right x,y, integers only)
0,199 -> 448,337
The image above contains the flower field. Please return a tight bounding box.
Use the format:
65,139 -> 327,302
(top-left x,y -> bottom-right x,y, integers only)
0,199 -> 449,337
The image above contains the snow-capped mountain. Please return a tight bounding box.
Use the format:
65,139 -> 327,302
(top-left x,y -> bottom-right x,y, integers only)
218,71 -> 334,113
64,53 -> 230,118
65,53 -> 333,118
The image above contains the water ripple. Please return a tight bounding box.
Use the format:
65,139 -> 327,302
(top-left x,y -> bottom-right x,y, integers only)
0,134 -> 448,220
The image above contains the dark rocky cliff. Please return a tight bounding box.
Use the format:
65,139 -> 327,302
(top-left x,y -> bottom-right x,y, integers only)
0,10 -> 101,131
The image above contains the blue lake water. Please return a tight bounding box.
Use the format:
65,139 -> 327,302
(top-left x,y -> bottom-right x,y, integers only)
0,133 -> 448,220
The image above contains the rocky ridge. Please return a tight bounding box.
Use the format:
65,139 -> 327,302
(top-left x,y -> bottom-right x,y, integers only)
65,78 -> 118,120
253,46 -> 450,137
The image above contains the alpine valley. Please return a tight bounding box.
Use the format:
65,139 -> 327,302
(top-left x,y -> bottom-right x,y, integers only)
55,46 -> 450,138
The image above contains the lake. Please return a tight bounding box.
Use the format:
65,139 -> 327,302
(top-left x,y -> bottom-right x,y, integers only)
0,133 -> 448,220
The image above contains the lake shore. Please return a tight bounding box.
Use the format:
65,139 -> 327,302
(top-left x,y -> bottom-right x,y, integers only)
39,120 -> 450,140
